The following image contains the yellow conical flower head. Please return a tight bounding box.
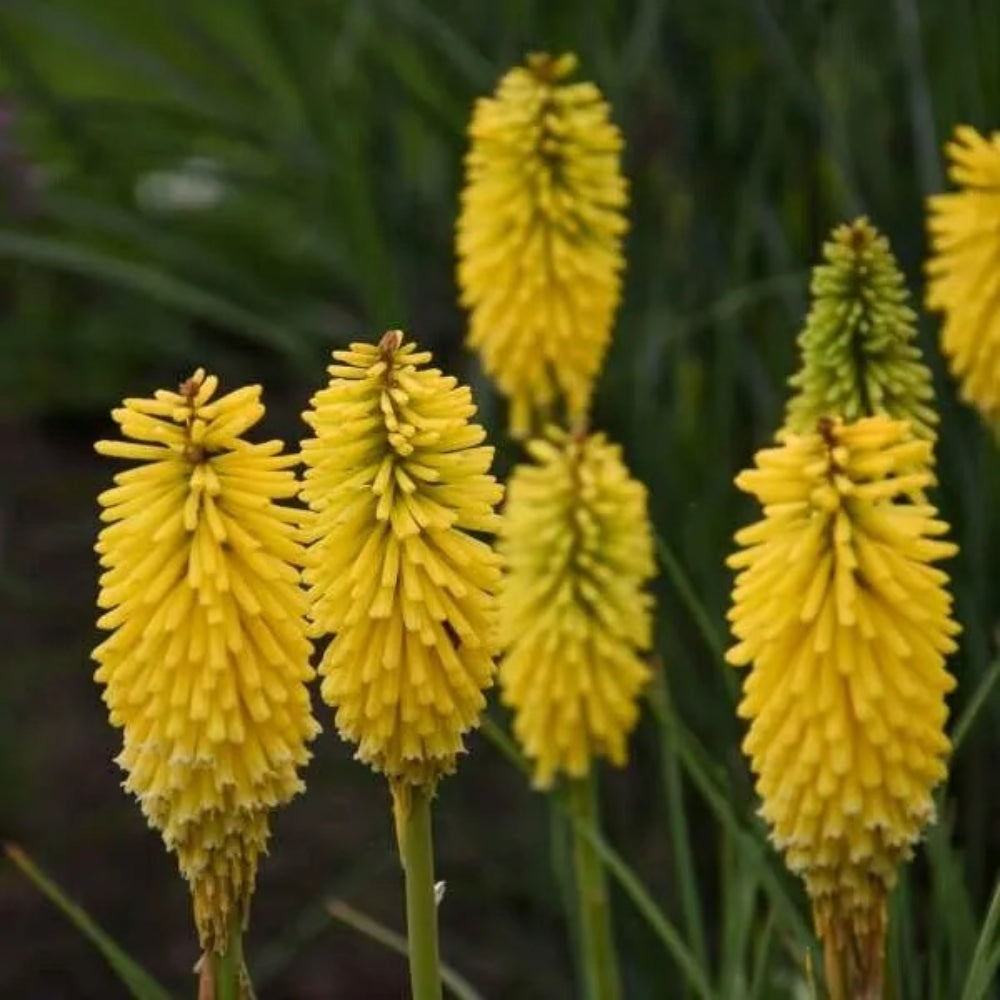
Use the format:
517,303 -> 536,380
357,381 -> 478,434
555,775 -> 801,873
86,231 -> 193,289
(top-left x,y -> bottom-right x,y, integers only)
94,371 -> 319,951
726,415 -> 959,956
457,52 -> 628,437
498,427 -> 655,788
926,125 -> 1000,426
300,331 -> 504,786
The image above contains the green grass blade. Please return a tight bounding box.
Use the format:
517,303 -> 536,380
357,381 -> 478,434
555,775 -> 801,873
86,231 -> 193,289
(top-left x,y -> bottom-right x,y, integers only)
678,272 -> 809,338
480,715 -> 713,999
249,2 -> 403,330
890,0 -> 943,194
42,192 -> 288,315
650,664 -> 708,975
0,18 -> 100,163
0,229 -> 312,362
4,844 -> 173,1000
479,714 -> 528,772
645,686 -> 812,948
718,840 -> 760,999
737,0 -> 861,213
924,802 -> 978,995
548,789 -> 582,988
250,844 -> 397,989
568,811 -> 714,1000
960,878 -> 1000,1000
326,899 -> 484,1000
950,654 -> 1000,755
654,533 -> 731,683
621,0 -> 669,88
887,871 -> 923,1000
492,687 -> 810,985
388,0 -> 493,88
651,527 -> 813,957
1,0 -> 266,135
747,909 -> 776,1000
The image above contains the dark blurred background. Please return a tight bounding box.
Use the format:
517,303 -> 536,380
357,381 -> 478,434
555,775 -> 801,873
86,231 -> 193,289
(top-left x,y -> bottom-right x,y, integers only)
2,1 -> 1000,997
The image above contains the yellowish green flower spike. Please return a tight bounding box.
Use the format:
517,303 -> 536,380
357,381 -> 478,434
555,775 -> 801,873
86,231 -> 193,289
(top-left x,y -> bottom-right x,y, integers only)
726,415 -> 959,994
785,218 -> 936,444
498,427 -> 655,788
926,125 -> 1000,427
457,52 -> 628,438
94,370 -> 319,952
300,331 -> 504,788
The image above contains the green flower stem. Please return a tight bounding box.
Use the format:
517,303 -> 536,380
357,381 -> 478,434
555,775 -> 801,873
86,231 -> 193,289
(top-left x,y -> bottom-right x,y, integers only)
213,912 -> 245,1000
783,217 -> 936,443
401,785 -> 444,1000
568,774 -> 622,1000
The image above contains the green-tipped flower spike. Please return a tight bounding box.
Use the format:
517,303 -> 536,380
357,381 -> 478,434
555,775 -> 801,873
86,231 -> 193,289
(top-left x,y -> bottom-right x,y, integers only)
784,218 -> 937,444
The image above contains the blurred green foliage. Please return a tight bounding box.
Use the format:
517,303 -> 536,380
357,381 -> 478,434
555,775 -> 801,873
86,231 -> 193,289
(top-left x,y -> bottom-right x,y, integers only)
3,0 -> 1000,997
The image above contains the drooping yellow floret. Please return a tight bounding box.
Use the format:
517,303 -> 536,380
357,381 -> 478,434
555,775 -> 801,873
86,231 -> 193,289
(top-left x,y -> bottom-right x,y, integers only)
94,370 -> 319,951
300,331 -> 504,787
457,52 -> 628,437
726,415 -> 959,966
926,125 -> 1000,426
498,427 -> 655,788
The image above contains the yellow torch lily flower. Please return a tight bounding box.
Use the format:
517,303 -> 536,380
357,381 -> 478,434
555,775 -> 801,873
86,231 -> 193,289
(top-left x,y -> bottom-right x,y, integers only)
300,331 -> 504,788
726,415 -> 959,995
94,370 -> 319,952
926,125 -> 1000,426
498,427 -> 655,788
457,52 -> 628,437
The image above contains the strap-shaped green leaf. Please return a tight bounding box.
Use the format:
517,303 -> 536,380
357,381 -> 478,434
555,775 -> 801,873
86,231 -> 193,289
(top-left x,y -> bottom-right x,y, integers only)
4,844 -> 173,1000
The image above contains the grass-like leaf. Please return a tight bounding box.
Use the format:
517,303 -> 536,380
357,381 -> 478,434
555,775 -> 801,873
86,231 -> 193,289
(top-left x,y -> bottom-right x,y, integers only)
951,653 -> 1000,755
960,878 -> 1000,1000
646,677 -> 813,950
0,229 -> 313,363
479,716 -> 714,999
326,899 -> 484,1000
4,843 -> 172,1000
